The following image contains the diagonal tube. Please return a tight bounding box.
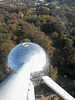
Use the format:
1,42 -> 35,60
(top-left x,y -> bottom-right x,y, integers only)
0,63 -> 30,100
42,76 -> 75,100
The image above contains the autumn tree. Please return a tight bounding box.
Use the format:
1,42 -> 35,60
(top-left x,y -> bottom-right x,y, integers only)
0,40 -> 14,82
49,65 -> 58,80
51,33 -> 75,78
32,31 -> 55,57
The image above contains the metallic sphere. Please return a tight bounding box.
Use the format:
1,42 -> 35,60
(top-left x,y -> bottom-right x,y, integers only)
7,42 -> 50,86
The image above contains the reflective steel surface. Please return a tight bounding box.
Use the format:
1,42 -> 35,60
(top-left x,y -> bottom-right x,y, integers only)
7,42 -> 50,85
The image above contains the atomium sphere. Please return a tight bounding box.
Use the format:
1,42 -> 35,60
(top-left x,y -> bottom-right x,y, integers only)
7,42 -> 50,86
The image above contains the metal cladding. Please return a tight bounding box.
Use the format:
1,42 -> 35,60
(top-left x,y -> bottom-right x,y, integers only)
7,42 -> 50,86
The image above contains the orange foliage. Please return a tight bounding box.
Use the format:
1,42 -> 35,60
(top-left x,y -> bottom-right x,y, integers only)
13,35 -> 18,41
0,14 -> 4,22
0,40 -> 14,56
8,23 -> 16,32
49,65 -> 58,80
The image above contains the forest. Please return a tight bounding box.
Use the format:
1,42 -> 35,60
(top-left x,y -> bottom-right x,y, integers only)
0,0 -> 75,99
